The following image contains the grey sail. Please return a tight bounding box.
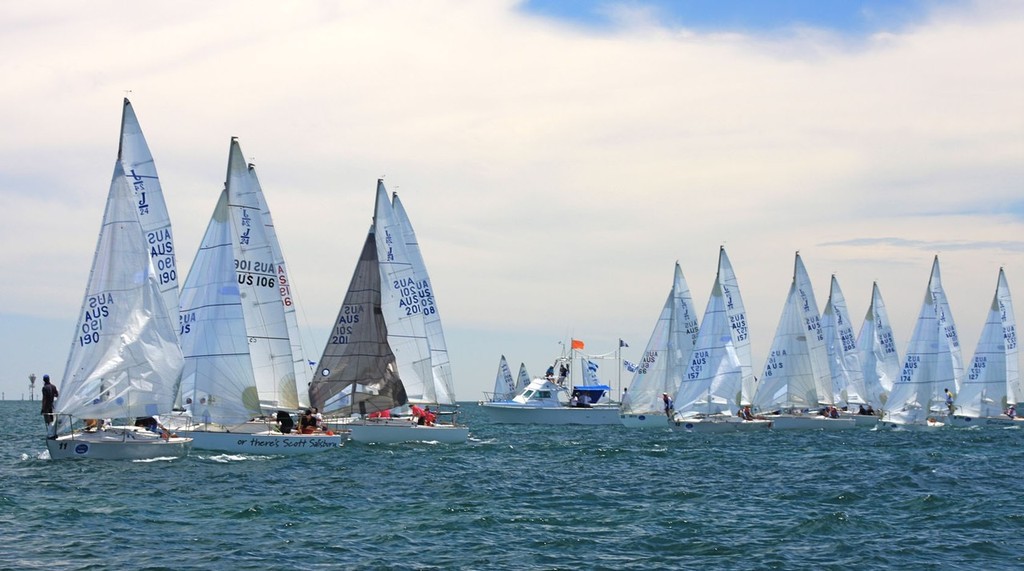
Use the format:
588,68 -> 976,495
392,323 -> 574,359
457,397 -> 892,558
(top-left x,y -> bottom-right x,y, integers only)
310,229 -> 407,415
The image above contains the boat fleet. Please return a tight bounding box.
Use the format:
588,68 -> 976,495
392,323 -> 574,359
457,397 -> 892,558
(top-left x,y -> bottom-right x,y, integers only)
45,100 -> 466,459
484,249 -> 1021,433
44,101 -> 1022,459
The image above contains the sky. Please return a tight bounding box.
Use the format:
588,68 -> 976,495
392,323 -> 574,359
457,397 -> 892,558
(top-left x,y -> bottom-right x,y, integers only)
1,0 -> 1022,404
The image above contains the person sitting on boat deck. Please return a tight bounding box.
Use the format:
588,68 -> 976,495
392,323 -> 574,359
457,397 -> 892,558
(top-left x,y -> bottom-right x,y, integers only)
944,388 -> 955,414
409,404 -> 427,425
570,395 -> 579,407
298,409 -> 317,434
662,393 -> 674,416
275,410 -> 295,434
423,406 -> 436,426
545,365 -> 555,381
739,406 -> 754,421
1007,404 -> 1017,419
313,407 -> 324,430
135,416 -> 159,432
828,406 -> 840,419
83,418 -> 104,431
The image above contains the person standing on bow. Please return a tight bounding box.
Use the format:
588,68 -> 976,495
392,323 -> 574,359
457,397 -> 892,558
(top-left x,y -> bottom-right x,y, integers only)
41,374 -> 59,436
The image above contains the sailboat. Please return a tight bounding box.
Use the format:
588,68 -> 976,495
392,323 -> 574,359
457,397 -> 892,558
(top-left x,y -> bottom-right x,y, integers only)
620,262 -> 699,428
175,139 -> 342,453
752,253 -> 854,430
948,268 -> 1021,427
670,250 -> 771,432
821,275 -> 876,427
47,160 -> 190,459
310,180 -> 468,443
881,256 -> 964,429
856,282 -> 900,412
485,355 -> 517,402
479,346 -> 621,425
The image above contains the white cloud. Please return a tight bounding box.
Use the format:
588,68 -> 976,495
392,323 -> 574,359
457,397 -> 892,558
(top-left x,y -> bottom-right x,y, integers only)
1,0 -> 1022,403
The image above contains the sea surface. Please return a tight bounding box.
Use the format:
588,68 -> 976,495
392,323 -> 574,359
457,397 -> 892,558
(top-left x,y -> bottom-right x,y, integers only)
3,400 -> 1024,570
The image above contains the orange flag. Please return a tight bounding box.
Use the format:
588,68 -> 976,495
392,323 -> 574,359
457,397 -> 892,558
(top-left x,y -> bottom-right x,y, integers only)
571,339 -> 584,350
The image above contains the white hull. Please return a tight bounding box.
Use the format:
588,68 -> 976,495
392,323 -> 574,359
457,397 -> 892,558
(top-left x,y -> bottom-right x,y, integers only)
348,419 -> 469,444
46,430 -> 191,460
178,429 -> 343,454
766,414 -> 857,430
620,412 -> 672,429
843,413 -> 880,428
479,402 -> 622,425
947,415 -> 1024,428
671,417 -> 772,432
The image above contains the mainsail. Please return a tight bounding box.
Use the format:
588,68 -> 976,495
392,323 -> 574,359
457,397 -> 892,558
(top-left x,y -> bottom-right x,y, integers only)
621,262 -> 699,414
673,272 -> 743,417
178,140 -> 299,420
883,256 -> 964,424
753,253 -> 830,412
956,268 -> 1018,417
856,282 -> 900,409
249,164 -> 311,408
117,98 -> 180,332
373,181 -> 436,405
821,275 -> 868,407
392,192 -> 457,405
718,248 -> 755,406
56,162 -> 184,426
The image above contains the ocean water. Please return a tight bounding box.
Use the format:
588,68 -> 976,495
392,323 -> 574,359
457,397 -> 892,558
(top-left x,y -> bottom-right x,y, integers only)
3,400 -> 1024,570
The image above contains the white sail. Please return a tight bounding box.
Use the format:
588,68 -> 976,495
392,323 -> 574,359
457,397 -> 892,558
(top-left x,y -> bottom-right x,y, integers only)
226,140 -> 297,411
516,363 -> 531,393
856,282 -> 900,409
883,256 -> 964,424
248,164 -> 311,408
956,268 -> 1019,417
673,273 -> 743,417
621,263 -> 699,414
178,140 -> 299,420
753,253 -> 830,412
178,188 -> 262,424
491,355 -> 516,401
117,99 -> 180,332
718,248 -> 755,406
373,180 -> 435,404
56,162 -> 184,425
821,275 -> 868,406
391,192 -> 457,405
